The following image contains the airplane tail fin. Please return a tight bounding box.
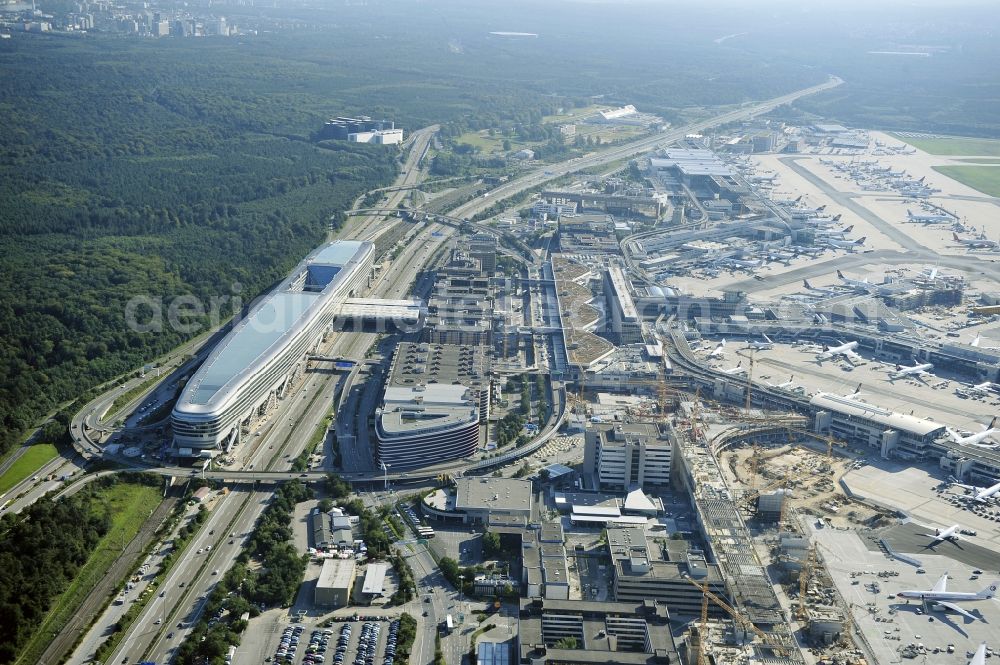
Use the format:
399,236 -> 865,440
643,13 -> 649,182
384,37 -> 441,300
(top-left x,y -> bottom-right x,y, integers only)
953,232 -> 961,241
764,334 -> 772,343
803,279 -> 812,289
990,416 -> 998,430
855,237 -> 867,245
843,225 -> 854,234
836,270 -> 845,279
853,383 -> 861,395
795,195 -> 801,202
980,582 -> 999,599
832,214 -> 842,222
972,334 -> 981,348
817,205 -> 826,212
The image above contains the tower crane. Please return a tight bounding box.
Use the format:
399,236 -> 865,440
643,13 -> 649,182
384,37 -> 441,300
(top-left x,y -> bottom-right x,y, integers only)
684,576 -> 792,654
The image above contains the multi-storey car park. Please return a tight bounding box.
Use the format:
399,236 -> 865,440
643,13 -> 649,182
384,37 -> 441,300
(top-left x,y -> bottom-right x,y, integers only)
171,240 -> 374,456
374,342 -> 489,470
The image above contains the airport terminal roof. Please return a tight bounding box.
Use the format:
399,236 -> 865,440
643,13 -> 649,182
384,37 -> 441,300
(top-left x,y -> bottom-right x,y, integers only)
810,392 -> 945,436
650,149 -> 734,177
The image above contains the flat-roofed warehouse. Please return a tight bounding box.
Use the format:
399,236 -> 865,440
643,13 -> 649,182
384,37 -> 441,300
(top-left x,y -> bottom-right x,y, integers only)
454,477 -> 533,525
315,558 -> 356,607
361,562 -> 388,603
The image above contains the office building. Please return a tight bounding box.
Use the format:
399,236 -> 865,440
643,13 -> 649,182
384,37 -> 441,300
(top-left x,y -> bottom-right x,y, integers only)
518,598 -> 678,665
584,422 -> 673,491
603,264 -> 642,344
453,477 -> 533,525
606,528 -> 726,616
172,241 -> 373,456
348,128 -> 404,145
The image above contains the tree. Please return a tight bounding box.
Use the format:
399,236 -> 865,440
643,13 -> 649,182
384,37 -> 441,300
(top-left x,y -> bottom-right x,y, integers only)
502,139 -> 512,151
553,636 -> 578,650
324,473 -> 351,499
482,531 -> 502,557
439,556 -> 461,587
318,497 -> 334,513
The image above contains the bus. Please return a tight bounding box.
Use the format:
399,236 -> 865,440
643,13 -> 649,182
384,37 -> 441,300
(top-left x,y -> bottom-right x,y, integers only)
417,526 -> 435,539
444,615 -> 454,634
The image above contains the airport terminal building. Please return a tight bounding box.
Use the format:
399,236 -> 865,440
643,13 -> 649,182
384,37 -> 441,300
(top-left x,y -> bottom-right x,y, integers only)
171,240 -> 374,456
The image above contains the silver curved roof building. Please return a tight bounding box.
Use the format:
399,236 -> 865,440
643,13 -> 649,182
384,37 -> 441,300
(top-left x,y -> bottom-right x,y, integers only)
172,240 -> 373,455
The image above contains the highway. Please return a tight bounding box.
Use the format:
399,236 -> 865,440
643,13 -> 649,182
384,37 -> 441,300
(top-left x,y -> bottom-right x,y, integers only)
94,125 -> 443,665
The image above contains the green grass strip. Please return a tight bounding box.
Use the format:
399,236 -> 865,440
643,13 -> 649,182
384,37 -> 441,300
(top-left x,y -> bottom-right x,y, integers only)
0,443 -> 59,496
14,483 -> 163,665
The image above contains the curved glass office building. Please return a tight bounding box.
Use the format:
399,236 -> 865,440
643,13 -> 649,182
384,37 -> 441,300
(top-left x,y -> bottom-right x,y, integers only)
172,240 -> 373,456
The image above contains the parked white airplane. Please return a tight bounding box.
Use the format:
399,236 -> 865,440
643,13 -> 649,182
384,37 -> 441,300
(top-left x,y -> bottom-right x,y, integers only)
765,375 -> 796,389
835,269 -> 875,292
801,279 -> 841,296
816,340 -> 860,361
917,524 -> 961,545
969,642 -> 987,665
804,214 -> 843,227
971,334 -> 1000,350
823,236 -> 866,250
907,209 -> 955,224
707,339 -> 727,359
746,334 -> 774,351
815,225 -> 855,239
948,417 -> 1000,448
951,477 -> 1000,503
898,573 -> 997,621
968,381 -> 998,396
954,232 -> 999,249
721,362 -> 746,376
890,362 -> 934,381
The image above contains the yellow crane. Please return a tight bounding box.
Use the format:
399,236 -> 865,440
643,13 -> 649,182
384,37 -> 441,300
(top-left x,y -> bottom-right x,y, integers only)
684,577 -> 791,654
798,544 -> 816,622
694,579 -> 710,665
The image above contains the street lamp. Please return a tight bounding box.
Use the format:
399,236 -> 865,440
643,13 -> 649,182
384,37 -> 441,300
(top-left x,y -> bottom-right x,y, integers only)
381,461 -> 390,492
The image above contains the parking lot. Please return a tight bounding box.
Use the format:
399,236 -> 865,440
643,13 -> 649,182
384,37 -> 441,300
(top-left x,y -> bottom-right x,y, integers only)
266,616 -> 400,665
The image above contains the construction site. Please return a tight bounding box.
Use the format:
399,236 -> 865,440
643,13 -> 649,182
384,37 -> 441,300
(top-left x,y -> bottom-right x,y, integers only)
662,391 -> 884,665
